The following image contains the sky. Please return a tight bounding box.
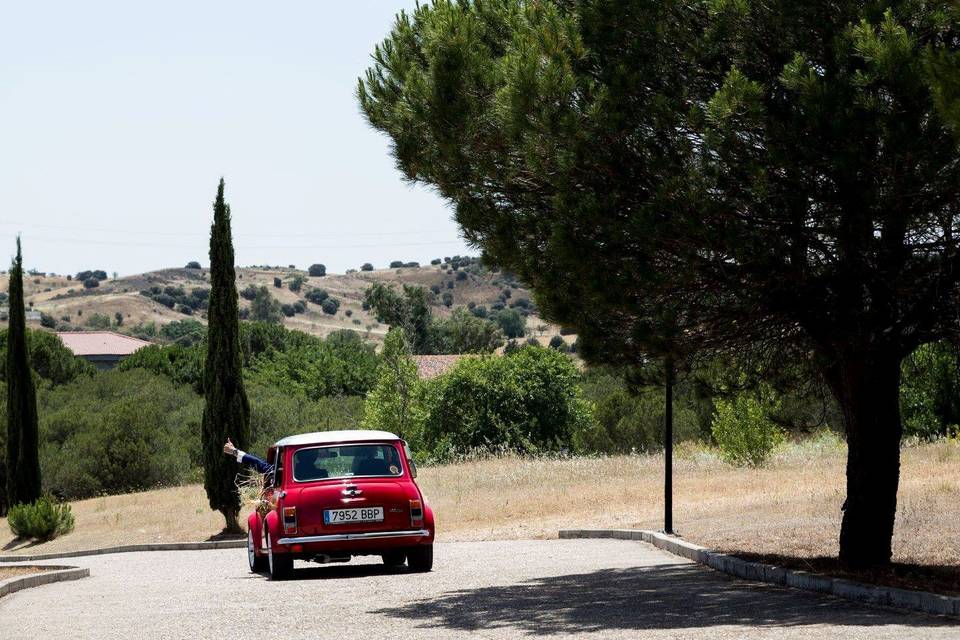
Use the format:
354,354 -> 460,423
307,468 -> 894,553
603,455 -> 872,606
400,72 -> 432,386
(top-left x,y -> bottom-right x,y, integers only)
0,1 -> 472,276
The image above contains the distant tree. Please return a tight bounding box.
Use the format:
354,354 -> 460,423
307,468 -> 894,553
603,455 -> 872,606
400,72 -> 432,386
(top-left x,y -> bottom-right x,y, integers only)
361,328 -> 425,440
549,335 -> 565,350
361,263 -> 374,272
114,312 -> 124,327
389,261 -> 404,269
281,303 -> 296,318
430,308 -> 504,354
112,271 -> 118,280
494,309 -> 526,339
305,289 -> 329,305
345,309 -> 353,317
6,238 -> 40,510
441,292 -> 454,308
365,283 -> 432,354
404,262 -> 420,268
82,278 -> 99,289
431,259 -> 442,266
456,271 -> 467,282
293,301 -> 306,314
273,277 -> 282,288
289,275 -> 306,293
470,305 -> 488,319
321,298 -> 340,316
308,264 -> 326,277
430,285 -> 441,295
185,261 -> 202,269
239,285 -> 258,301
202,178 -> 249,534
39,313 -> 56,329
250,287 -> 282,324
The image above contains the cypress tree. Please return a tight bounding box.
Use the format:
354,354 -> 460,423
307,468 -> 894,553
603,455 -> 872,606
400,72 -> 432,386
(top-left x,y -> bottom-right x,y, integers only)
201,179 -> 250,533
6,237 -> 41,508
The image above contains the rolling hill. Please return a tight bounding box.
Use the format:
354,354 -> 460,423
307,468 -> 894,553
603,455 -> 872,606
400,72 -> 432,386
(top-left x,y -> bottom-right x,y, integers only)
1,260 -> 572,348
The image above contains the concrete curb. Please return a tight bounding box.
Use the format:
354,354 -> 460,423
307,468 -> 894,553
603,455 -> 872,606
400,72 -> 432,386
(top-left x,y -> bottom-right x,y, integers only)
0,565 -> 89,598
0,539 -> 246,563
559,528 -> 960,618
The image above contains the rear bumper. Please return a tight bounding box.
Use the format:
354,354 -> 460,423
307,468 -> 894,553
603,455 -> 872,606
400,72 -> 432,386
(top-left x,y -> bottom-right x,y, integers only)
277,529 -> 431,545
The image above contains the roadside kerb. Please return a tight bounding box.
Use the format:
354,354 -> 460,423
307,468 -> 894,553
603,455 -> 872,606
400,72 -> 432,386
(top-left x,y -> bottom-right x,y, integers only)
0,565 -> 89,598
559,528 -> 960,618
0,539 -> 246,563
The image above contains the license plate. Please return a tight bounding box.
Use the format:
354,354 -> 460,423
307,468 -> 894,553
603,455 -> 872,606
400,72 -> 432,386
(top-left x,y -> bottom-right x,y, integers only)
324,506 -> 384,525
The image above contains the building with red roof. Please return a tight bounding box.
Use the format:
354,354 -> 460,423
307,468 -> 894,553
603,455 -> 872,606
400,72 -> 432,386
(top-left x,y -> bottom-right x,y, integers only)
56,331 -> 152,370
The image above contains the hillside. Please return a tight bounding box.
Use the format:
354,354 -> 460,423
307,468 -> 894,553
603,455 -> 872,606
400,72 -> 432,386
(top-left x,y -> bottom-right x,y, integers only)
1,260 -> 573,347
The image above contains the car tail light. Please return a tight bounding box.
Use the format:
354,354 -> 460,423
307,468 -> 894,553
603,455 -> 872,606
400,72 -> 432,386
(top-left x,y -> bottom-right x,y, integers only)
409,500 -> 423,527
282,507 -> 298,534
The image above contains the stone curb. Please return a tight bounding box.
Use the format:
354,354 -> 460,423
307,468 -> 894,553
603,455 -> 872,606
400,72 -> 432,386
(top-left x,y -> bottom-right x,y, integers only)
559,528 -> 960,618
0,539 -> 246,563
0,565 -> 89,598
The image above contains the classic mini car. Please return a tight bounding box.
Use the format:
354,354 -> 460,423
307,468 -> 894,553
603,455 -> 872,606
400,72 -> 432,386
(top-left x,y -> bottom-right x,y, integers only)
246,429 -> 435,580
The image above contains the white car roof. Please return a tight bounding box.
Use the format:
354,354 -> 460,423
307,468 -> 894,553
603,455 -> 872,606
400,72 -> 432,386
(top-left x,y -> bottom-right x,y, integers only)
272,429 -> 401,448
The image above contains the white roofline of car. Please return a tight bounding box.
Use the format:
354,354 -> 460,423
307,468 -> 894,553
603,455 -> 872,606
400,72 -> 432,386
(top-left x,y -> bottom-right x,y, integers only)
271,429 -> 401,448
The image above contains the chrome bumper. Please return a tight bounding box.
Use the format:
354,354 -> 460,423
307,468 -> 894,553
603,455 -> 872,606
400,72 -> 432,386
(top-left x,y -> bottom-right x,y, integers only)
277,529 -> 431,545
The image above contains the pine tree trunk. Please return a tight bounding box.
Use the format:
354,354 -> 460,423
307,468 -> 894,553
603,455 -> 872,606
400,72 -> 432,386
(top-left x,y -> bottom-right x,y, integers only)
824,348 -> 903,568
222,508 -> 243,535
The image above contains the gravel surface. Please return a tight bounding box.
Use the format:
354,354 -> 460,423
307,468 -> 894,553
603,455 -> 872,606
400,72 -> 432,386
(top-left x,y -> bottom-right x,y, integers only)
0,539 -> 955,639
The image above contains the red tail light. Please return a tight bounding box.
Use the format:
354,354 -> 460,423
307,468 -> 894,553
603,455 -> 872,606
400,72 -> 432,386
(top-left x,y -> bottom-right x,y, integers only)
282,507 -> 298,534
409,500 -> 423,527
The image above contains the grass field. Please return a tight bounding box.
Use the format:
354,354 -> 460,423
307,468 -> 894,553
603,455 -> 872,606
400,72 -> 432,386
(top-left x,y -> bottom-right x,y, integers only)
3,436 -> 959,590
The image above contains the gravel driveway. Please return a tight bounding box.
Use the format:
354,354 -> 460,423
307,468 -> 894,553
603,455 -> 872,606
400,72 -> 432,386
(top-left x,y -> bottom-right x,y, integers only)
0,539 -> 955,639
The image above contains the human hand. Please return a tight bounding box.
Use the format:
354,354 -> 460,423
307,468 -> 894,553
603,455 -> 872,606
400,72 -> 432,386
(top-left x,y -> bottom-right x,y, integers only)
223,438 -> 237,457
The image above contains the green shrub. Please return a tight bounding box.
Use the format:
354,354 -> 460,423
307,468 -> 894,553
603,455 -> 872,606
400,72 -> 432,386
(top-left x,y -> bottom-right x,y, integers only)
8,495 -> 75,541
711,391 -> 784,467
418,345 -> 592,459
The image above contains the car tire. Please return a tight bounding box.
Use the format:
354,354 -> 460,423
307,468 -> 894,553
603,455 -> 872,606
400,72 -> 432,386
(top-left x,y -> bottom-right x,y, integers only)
407,544 -> 433,572
381,550 -> 406,567
266,531 -> 293,580
248,528 -> 267,573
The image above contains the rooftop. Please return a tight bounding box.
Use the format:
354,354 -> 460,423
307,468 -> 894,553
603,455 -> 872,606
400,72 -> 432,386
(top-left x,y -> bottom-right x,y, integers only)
413,354 -> 466,379
56,331 -> 153,357
273,430 -> 401,448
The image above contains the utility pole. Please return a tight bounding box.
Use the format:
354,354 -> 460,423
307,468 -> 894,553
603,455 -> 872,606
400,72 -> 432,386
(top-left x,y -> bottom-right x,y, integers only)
664,357 -> 674,535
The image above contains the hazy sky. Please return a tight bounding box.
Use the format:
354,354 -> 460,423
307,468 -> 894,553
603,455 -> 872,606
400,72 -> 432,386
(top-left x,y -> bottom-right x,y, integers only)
0,1 -> 471,276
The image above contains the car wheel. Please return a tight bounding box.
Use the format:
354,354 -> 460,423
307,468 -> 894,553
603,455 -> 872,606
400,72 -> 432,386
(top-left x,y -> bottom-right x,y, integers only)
248,528 -> 267,573
266,531 -> 293,580
407,544 -> 433,572
381,550 -> 406,567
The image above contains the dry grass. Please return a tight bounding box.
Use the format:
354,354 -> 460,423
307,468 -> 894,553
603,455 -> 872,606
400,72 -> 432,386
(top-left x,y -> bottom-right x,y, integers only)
2,437 -> 958,573
0,566 -> 55,580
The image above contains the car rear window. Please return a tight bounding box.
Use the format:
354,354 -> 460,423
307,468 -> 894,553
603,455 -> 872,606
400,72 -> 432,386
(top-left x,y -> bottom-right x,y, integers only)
292,444 -> 403,482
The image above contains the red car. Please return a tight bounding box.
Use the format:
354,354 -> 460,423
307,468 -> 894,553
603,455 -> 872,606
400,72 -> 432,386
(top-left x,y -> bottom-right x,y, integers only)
246,430 -> 435,580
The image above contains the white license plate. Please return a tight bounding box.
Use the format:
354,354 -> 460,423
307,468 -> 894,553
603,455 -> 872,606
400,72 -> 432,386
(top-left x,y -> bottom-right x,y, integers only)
324,506 -> 384,525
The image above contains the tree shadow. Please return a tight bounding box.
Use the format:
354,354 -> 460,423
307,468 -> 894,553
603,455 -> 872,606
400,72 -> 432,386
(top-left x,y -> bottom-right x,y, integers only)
373,563 -> 957,634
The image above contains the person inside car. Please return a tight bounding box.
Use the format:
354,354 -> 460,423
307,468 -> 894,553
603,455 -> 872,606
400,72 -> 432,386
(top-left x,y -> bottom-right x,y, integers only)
223,438 -> 272,474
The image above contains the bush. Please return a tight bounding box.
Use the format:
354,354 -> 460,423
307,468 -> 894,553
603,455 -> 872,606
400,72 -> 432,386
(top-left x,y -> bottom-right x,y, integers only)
86,313 -> 112,329
308,264 -> 327,277
345,309 -> 353,317
430,284 -> 441,295
321,298 -> 340,315
549,335 -> 565,350
305,289 -> 329,304
289,275 -> 306,292
185,261 -> 202,269
361,263 -> 374,271
293,301 -> 306,314
431,258 -> 442,265
7,496 -> 75,541
418,346 -> 592,459
493,308 -> 526,338
441,292 -> 454,307
273,277 -> 282,288
711,391 -> 784,467
76,270 -> 107,282
456,271 -> 468,281
250,286 -> 282,324
159,319 -> 205,346
281,303 -> 296,317
40,313 -> 56,329
82,278 -> 99,289
389,261 -> 404,268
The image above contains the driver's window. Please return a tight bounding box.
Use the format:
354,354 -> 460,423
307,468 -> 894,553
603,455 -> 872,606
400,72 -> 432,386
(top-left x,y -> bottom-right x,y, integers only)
272,448 -> 284,486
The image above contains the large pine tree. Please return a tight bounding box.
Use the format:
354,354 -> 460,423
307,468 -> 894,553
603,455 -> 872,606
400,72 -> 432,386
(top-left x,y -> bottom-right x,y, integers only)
202,179 -> 250,533
6,237 -> 41,508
